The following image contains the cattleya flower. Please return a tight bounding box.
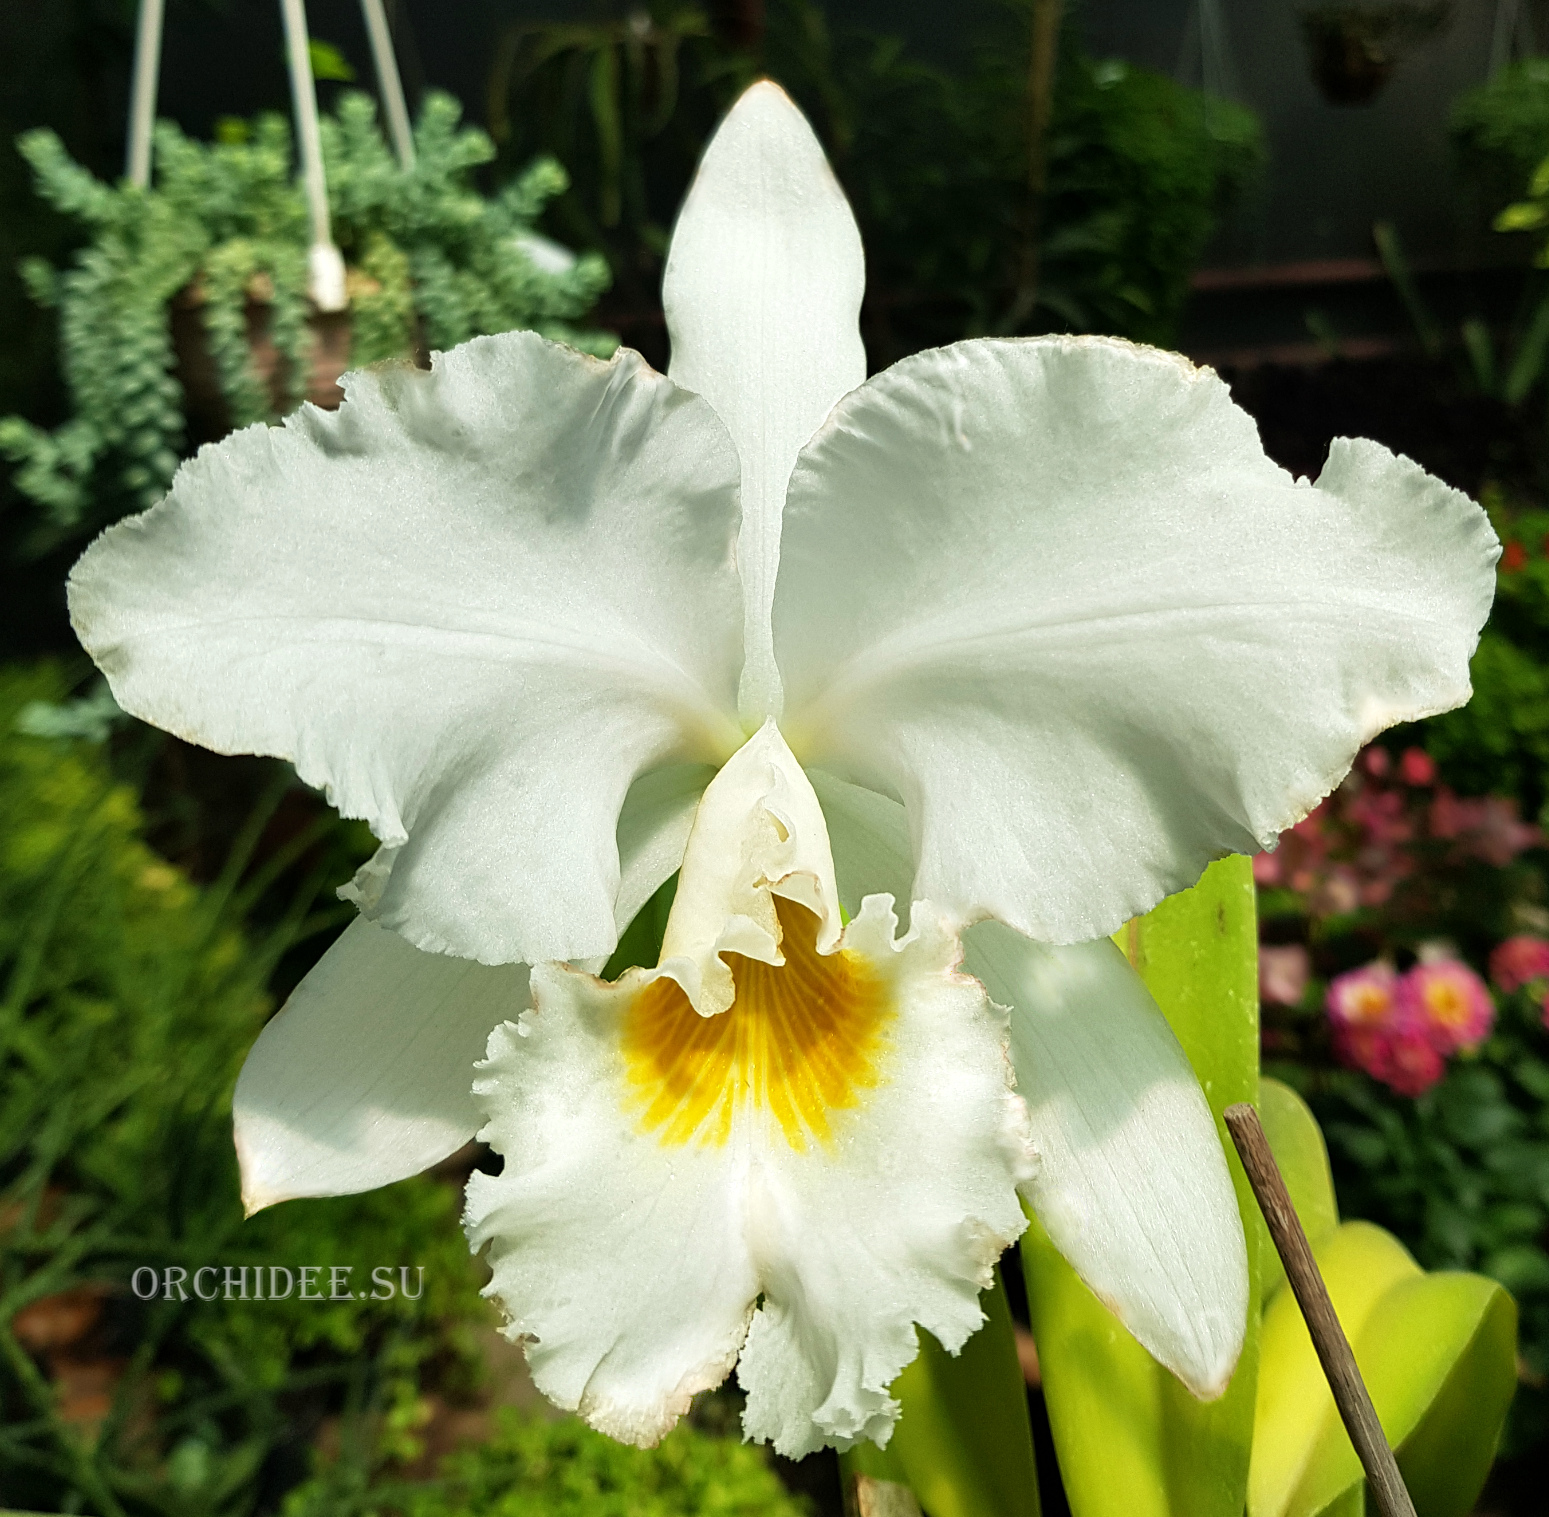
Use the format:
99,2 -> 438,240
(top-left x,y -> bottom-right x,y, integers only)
67,84 -> 1497,1454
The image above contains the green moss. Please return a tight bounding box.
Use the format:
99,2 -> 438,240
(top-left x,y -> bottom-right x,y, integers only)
290,1407 -> 812,1517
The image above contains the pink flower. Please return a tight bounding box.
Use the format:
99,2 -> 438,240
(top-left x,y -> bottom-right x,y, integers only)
1326,962 -> 1452,1095
1253,852 -> 1282,886
1361,746 -> 1391,778
1326,962 -> 1399,1031
1377,1026 -> 1448,1096
1489,934 -> 1549,997
1259,944 -> 1310,1006
1398,747 -> 1436,786
1430,789 -> 1542,867
1332,1020 -> 1392,1080
1403,959 -> 1494,1055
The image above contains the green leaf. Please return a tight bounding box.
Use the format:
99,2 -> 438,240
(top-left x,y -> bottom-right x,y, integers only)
884,1269 -> 1041,1517
1250,1222 -> 1421,1517
307,40 -> 356,83
1250,1221 -> 1518,1517
1023,855 -> 1262,1517
1257,1078 -> 1340,1302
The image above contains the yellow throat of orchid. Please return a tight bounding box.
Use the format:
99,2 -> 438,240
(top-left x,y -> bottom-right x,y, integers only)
623,896 -> 892,1151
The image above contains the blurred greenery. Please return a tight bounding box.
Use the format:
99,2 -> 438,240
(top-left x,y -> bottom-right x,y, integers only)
0,661 -> 484,1514
1452,58 -> 1549,228
0,92 -> 612,557
318,1406 -> 813,1517
1290,1007 -> 1549,1469
0,665 -> 818,1515
491,0 -> 1262,367
1426,490 -> 1549,818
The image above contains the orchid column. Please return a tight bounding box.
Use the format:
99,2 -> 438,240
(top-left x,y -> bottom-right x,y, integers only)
67,81 -> 1498,1464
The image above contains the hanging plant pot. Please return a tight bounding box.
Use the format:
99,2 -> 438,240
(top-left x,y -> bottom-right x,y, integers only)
1298,2 -> 1452,106
170,278 -> 356,445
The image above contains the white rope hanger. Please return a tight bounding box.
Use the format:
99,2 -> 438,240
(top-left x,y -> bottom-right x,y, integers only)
124,0 -> 417,307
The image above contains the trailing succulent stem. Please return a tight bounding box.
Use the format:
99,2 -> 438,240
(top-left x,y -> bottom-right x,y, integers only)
3,92 -> 613,550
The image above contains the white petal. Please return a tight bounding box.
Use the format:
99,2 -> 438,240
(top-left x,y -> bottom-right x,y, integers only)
238,773 -> 704,1206
70,333 -> 745,967
657,721 -> 842,1015
466,981 -> 759,1449
663,81 -> 866,724
234,917 -> 529,1213
809,768 -> 915,920
775,335 -> 1498,943
613,761 -> 715,932
816,775 -> 1248,1395
965,920 -> 1248,1398
735,900 -> 1032,1456
466,894 -> 1030,1455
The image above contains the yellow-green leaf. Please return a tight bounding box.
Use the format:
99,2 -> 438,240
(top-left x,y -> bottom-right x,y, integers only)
888,1269 -> 1042,1517
1286,1269 -> 1517,1517
841,1270 -> 1041,1517
1256,1077 -> 1340,1301
1025,855 -> 1261,1517
1250,1221 -> 1420,1517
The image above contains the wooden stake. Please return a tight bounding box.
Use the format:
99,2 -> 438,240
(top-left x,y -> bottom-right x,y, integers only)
1223,1102 -> 1417,1517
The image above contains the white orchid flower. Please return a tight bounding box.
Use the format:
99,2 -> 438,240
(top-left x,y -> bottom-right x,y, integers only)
67,82 -> 1497,1456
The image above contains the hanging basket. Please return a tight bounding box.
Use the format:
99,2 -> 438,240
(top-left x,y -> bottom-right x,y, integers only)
1298,2 -> 1452,106
170,282 -> 353,445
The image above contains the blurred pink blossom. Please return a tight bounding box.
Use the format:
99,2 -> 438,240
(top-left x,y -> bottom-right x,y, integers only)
1404,959 -> 1494,1054
1378,1026 -> 1448,1097
1259,945 -> 1310,1006
1325,960 -> 1456,1096
1429,789 -> 1542,867
1398,747 -> 1436,786
1327,962 -> 1400,1033
1361,747 -> 1392,778
1489,934 -> 1549,998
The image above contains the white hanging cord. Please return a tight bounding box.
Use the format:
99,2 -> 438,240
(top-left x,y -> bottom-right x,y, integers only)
1175,0 -> 1240,101
1490,0 -> 1537,74
360,0 -> 415,169
279,0 -> 348,310
126,0 -> 166,187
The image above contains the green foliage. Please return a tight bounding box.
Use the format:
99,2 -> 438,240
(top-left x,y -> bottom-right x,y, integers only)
3,93 -> 613,552
0,664 -> 487,1516
1023,859 -> 1260,1517
491,0 -> 1261,363
1425,491 -> 1549,816
840,1272 -> 1040,1517
288,1406 -> 811,1517
1451,59 -> 1549,224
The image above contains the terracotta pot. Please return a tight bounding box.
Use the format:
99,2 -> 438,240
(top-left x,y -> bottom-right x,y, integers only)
170,281 -> 351,445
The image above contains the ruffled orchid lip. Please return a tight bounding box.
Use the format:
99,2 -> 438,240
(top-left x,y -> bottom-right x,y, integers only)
466,722 -> 1034,1455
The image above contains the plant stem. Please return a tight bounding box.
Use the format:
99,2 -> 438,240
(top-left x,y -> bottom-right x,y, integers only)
1224,1102 -> 1418,1517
